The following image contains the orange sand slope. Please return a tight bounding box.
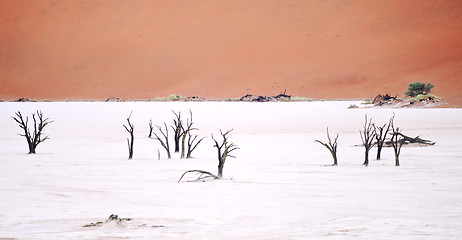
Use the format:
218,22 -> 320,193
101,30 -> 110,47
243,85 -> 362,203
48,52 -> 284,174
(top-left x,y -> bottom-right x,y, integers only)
1,0 -> 462,100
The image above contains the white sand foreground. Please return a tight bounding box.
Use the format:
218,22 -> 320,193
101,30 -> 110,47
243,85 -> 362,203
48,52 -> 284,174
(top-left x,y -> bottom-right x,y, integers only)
0,101 -> 461,239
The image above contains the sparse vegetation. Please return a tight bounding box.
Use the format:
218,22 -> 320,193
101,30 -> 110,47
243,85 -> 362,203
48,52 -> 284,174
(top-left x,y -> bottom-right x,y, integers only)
413,93 -> 439,101
150,94 -> 185,101
167,94 -> 181,101
405,82 -> 434,97
290,96 -> 314,102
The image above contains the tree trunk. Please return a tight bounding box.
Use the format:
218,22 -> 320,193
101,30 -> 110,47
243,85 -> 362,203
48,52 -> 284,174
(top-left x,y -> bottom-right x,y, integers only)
180,131 -> 187,159
395,154 -> 400,167
332,154 -> 338,166
128,134 -> 134,159
376,144 -> 382,160
130,134 -> 134,158
28,145 -> 35,154
174,138 -> 180,152
363,150 -> 369,166
27,138 -> 35,154
217,161 -> 224,179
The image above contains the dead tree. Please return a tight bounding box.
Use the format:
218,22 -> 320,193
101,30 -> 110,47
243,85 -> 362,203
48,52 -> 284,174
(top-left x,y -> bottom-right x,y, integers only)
315,127 -> 339,166
373,121 -> 391,160
12,110 -> 53,154
180,110 -> 205,159
389,116 -> 404,167
212,129 -> 239,178
180,110 -> 195,158
360,114 -> 376,166
171,111 -> 184,153
150,122 -> 171,159
178,129 -> 238,182
123,112 -> 134,159
148,119 -> 154,138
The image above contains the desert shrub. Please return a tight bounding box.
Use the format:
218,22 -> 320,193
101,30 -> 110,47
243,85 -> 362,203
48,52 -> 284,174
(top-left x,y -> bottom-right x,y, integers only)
348,104 -> 359,109
167,94 -> 181,101
151,94 -> 184,101
405,82 -> 434,97
290,96 -> 314,102
414,94 -> 439,101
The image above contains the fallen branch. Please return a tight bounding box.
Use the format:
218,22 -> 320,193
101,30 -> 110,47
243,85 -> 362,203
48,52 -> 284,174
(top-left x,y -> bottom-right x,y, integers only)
384,133 -> 435,146
178,170 -> 219,182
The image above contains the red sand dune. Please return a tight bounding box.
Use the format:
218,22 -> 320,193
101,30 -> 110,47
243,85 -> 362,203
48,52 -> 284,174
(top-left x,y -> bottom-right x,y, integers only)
1,0 -> 462,100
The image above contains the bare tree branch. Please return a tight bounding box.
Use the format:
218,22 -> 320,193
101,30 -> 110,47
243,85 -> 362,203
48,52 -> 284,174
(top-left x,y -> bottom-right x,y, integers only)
315,127 -> 339,166
150,122 -> 171,159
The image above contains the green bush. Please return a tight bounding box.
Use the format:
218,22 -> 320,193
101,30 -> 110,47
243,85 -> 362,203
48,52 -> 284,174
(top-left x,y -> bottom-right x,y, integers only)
405,82 -> 434,97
